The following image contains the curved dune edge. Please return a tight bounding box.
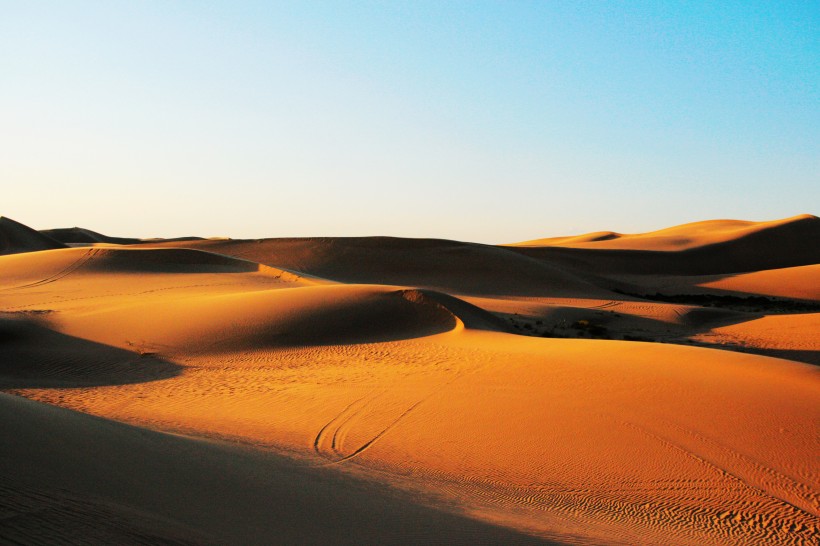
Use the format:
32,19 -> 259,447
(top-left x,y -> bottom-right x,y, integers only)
0,246 -> 316,291
0,314 -> 182,388
698,264 -> 820,301
608,263 -> 820,303
56,285 -> 508,354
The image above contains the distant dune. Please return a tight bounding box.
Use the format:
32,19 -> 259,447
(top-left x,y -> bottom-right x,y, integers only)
1,214 -> 817,545
133,236 -> 613,299
41,226 -> 205,246
513,214 -> 819,251
0,216 -> 66,255
40,226 -> 144,245
507,214 -> 820,275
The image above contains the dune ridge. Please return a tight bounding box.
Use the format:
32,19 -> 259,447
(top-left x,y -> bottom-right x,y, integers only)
0,216 -> 66,255
40,226 -> 144,245
41,226 -> 205,245
513,214 -> 818,250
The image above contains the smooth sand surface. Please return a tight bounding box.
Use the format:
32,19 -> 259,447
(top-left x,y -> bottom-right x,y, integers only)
2,216 -> 818,545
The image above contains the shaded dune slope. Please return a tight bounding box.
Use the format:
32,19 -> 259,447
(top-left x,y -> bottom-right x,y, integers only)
41,226 -> 204,245
137,236 -> 610,298
0,393 -> 551,546
515,215 -> 817,251
510,214 -> 820,275
0,216 -> 66,255
0,315 -> 181,388
81,247 -> 290,275
40,226 -> 143,245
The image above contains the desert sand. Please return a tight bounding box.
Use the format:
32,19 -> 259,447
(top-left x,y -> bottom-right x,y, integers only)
1,215 -> 818,545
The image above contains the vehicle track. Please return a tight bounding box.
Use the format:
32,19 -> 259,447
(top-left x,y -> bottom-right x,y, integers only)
312,358 -> 490,465
313,394 -> 377,460
1,249 -> 100,291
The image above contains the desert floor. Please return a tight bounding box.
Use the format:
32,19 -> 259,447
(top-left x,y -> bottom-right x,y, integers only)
1,214 -> 818,545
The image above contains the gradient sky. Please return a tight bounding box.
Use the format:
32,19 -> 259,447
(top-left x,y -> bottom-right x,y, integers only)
2,1 -> 818,242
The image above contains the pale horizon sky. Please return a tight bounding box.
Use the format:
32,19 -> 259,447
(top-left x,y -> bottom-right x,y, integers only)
2,1 -> 818,243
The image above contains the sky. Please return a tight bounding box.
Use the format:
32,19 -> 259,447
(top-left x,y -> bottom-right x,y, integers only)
2,1 -> 818,243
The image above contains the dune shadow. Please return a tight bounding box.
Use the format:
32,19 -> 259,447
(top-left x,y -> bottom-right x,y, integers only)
1,392 -> 562,545
147,237 -> 603,298
498,302 -> 820,365
85,247 -> 266,275
612,287 -> 820,314
0,316 -> 182,389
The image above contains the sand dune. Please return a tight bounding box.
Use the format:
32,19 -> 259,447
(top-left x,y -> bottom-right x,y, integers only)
514,214 -> 818,251
0,216 -> 66,255
136,236 -> 611,299
1,215 -> 818,545
699,264 -> 820,301
508,214 -> 820,275
41,226 -> 205,245
0,314 -> 181,388
0,247 -> 288,286
40,226 -> 144,245
60,285 -> 471,353
608,264 -> 819,302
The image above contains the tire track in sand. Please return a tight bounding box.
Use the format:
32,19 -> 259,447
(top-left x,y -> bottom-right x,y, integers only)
1,248 -> 100,291
313,361 -> 487,466
313,394 -> 380,460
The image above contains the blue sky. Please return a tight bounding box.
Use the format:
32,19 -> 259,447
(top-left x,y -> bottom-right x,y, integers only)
2,1 -> 817,242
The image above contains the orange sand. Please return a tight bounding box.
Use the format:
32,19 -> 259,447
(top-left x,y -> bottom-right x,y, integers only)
1,215 -> 818,545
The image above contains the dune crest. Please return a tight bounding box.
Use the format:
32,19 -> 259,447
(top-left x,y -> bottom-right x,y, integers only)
0,216 -> 66,255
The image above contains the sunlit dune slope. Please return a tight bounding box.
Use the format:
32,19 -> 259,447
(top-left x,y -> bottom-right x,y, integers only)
699,264 -> 820,301
611,264 -> 820,302
59,285 -> 495,353
0,246 -> 313,287
0,216 -> 66,255
693,312 -> 820,364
